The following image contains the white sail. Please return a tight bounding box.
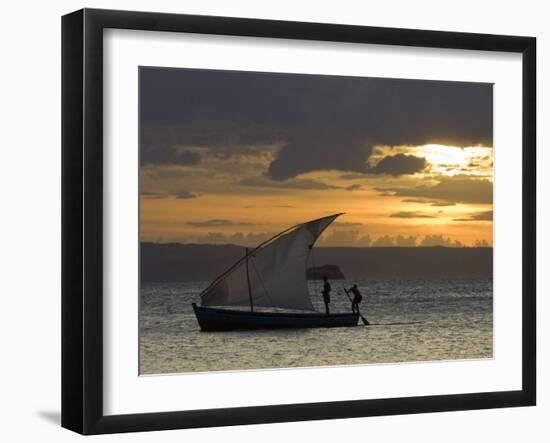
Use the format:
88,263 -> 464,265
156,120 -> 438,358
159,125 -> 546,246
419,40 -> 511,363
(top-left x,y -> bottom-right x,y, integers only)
200,214 -> 341,311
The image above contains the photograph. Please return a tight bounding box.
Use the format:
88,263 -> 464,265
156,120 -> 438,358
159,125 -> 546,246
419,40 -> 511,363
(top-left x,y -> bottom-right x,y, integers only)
139,67 -> 494,375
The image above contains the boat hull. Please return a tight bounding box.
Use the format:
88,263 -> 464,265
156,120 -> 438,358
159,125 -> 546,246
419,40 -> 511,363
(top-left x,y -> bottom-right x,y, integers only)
192,303 -> 359,331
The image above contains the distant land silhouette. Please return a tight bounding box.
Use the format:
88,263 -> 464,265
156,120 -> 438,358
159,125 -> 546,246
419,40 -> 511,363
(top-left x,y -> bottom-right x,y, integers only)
141,243 -> 493,283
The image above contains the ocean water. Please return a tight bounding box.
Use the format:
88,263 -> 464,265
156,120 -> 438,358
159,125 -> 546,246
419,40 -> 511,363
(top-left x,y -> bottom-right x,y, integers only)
139,278 -> 493,374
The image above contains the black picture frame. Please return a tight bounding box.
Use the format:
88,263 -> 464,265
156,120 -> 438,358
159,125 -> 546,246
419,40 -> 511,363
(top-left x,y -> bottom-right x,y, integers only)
62,8 -> 536,435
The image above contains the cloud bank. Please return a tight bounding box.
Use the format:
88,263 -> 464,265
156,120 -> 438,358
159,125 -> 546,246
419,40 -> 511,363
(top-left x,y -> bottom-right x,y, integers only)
453,210 -> 493,222
389,211 -> 436,219
141,68 -> 492,180
376,177 -> 493,204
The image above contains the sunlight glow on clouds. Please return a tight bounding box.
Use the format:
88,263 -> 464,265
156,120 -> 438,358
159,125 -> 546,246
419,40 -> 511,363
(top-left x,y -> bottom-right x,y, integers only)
139,68 -> 493,247
370,144 -> 493,178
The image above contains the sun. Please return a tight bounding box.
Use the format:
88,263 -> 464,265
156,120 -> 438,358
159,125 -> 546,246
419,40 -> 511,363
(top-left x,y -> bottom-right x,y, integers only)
415,144 -> 467,168
369,144 -> 492,178
411,144 -> 493,177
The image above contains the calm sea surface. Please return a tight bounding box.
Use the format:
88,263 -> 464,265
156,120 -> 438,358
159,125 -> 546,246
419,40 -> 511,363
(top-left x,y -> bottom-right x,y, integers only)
139,278 -> 493,374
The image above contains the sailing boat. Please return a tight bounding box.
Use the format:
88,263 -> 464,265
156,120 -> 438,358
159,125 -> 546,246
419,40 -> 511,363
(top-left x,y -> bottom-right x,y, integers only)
192,214 -> 359,331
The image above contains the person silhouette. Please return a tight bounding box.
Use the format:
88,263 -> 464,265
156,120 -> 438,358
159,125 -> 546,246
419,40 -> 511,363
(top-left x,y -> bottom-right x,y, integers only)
347,284 -> 363,314
322,275 -> 331,315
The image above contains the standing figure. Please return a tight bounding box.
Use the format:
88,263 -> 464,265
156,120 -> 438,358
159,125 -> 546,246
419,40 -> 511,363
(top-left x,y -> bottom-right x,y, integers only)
322,275 -> 331,315
347,284 -> 363,314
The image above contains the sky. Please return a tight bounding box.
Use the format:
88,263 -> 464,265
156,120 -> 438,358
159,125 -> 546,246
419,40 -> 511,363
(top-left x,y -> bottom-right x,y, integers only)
139,67 -> 493,247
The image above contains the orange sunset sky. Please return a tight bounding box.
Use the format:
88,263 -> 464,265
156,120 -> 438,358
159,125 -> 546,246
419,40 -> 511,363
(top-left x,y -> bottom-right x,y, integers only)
140,68 -> 493,247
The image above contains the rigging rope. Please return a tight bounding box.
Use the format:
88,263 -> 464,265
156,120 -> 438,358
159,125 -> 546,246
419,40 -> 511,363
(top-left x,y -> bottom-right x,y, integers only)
250,255 -> 275,307
200,213 -> 342,297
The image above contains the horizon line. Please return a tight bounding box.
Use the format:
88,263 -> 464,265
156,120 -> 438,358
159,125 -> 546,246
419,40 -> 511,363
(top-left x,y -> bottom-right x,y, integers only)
140,241 -> 493,249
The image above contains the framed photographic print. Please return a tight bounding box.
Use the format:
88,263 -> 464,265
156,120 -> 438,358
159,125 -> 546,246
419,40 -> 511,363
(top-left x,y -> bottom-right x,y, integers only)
61,8 -> 536,435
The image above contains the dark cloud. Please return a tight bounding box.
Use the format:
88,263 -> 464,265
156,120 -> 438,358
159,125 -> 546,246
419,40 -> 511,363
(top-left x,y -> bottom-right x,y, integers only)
401,198 -> 455,207
141,121 -> 283,166
141,68 -> 492,179
267,141 -> 372,180
453,210 -> 493,222
141,145 -> 202,166
345,184 -> 362,191
332,221 -> 364,227
174,150 -> 202,165
430,202 -> 456,207
376,177 -> 493,204
176,191 -> 198,199
367,154 -> 428,176
340,173 -> 366,180
402,198 -> 431,203
187,219 -> 234,228
389,211 -> 435,219
186,219 -> 258,228
141,191 -> 169,199
237,176 -> 339,190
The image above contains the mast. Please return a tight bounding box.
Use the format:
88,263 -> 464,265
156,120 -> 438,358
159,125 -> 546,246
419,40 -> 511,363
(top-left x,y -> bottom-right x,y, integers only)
200,214 -> 343,311
245,247 -> 254,312
199,213 -> 343,297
